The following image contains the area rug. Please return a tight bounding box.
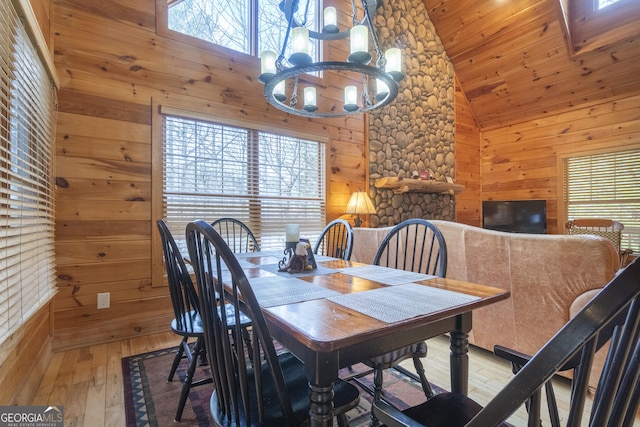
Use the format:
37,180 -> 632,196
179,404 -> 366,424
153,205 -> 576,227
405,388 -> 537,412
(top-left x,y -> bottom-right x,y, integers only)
122,346 -> 439,427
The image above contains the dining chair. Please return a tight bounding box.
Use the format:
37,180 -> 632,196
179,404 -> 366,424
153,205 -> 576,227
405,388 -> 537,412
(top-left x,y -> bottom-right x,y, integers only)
372,257 -> 640,427
157,219 -> 212,421
358,218 -> 447,424
313,218 -> 354,260
566,218 -> 633,268
157,219 -> 252,421
185,219 -> 361,426
211,217 -> 260,253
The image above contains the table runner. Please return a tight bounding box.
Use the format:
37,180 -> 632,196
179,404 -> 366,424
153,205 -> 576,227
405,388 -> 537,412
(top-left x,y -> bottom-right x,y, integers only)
327,283 -> 481,323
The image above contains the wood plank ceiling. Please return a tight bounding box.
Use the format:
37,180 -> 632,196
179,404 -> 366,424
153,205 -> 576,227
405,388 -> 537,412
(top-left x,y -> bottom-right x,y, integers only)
422,0 -> 640,131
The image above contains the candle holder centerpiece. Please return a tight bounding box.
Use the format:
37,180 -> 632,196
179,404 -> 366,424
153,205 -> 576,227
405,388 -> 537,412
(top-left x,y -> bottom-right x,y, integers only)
279,224 -> 300,269
278,224 -> 317,273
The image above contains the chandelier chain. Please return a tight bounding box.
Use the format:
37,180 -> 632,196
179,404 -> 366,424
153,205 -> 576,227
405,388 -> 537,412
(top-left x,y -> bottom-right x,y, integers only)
363,0 -> 386,71
351,0 -> 359,27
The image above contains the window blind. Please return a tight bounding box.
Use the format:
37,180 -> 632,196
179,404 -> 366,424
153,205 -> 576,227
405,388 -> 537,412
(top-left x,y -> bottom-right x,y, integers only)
0,1 -> 57,344
564,149 -> 640,252
162,114 -> 326,250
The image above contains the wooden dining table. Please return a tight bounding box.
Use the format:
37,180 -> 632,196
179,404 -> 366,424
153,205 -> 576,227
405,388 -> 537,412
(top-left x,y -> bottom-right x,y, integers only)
230,251 -> 510,427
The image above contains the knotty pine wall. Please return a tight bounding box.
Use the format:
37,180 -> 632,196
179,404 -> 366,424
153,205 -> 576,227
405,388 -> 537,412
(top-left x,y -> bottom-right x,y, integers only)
52,0 -> 368,350
453,76 -> 481,227
481,93 -> 640,235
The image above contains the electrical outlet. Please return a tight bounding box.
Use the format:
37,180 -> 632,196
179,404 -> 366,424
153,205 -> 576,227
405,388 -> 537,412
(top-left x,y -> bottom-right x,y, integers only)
97,292 -> 110,309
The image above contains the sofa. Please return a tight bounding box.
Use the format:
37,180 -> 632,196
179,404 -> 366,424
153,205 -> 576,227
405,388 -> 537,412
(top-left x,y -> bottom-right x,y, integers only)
351,220 -> 620,388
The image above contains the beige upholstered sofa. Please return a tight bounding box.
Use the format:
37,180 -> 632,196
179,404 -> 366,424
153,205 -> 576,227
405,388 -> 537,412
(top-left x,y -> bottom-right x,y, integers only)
351,220 -> 620,388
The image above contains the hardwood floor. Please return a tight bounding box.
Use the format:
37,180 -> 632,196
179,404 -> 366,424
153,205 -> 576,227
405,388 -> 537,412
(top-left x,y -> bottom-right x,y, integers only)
32,332 -> 638,426
31,331 -> 181,427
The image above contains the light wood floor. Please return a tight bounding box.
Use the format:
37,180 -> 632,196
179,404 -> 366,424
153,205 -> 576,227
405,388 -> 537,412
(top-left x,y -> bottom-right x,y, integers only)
31,332 -> 638,426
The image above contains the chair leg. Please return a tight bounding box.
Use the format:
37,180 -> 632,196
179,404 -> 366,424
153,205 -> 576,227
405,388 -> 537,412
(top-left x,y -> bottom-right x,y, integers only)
412,355 -> 434,399
545,381 -> 561,427
175,337 -> 202,422
369,367 -> 383,427
241,327 -> 254,362
168,336 -> 188,382
337,413 -> 349,427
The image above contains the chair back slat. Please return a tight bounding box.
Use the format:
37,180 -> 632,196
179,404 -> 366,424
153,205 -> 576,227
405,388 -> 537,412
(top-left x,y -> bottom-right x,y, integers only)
211,217 -> 261,253
590,297 -> 640,426
373,218 -> 447,277
314,218 -> 354,260
157,219 -> 199,332
186,220 -> 295,425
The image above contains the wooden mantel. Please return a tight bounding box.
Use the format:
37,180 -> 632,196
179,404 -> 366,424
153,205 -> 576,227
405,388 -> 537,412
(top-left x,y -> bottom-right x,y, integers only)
374,176 -> 465,195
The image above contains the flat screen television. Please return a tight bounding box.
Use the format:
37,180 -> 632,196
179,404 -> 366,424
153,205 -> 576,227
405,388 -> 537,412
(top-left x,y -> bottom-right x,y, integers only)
482,200 -> 547,234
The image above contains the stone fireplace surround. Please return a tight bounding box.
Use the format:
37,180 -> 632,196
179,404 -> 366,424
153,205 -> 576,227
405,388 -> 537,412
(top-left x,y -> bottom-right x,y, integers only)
368,0 -> 455,227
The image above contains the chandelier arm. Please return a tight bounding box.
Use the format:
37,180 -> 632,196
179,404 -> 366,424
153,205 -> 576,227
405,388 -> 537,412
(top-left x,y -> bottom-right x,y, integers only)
362,0 -> 385,70
277,0 -> 299,66
301,0 -> 311,27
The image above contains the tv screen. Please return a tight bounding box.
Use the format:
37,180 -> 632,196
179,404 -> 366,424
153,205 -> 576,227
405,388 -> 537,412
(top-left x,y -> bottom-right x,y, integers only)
482,200 -> 547,234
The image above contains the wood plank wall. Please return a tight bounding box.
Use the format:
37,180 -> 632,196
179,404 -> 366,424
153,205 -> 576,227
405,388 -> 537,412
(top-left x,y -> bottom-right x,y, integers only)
52,0 -> 367,350
0,305 -> 53,404
481,93 -> 640,235
454,76 -> 482,227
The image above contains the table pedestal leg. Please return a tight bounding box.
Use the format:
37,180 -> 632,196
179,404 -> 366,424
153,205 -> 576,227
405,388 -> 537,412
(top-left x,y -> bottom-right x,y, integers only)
309,382 -> 334,427
450,328 -> 469,396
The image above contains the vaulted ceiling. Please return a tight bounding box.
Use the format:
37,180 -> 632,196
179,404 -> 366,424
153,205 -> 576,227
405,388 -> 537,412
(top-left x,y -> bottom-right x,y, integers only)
422,0 -> 640,131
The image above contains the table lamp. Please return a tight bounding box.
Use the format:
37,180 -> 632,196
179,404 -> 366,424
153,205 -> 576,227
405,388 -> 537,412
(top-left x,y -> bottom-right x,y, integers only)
344,190 -> 376,227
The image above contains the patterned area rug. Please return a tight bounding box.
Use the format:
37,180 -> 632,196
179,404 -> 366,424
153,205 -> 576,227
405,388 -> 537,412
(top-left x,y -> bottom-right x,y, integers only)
122,345 -> 439,427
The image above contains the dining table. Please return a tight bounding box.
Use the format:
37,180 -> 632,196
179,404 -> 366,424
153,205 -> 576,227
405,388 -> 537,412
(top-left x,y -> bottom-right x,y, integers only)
227,250 -> 510,427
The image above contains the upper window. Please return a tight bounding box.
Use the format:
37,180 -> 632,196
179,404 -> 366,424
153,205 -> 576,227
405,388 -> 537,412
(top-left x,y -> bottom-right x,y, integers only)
597,0 -> 621,9
165,0 -> 320,60
569,0 -> 640,54
159,109 -> 326,253
563,148 -> 640,253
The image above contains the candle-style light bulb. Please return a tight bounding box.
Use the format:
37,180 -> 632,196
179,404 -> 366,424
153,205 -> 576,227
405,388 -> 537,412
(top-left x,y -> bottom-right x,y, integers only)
323,7 -> 338,33
259,50 -> 276,83
348,25 -> 371,64
273,80 -> 286,102
376,78 -> 389,101
343,85 -> 358,112
385,47 -> 404,81
289,27 -> 312,65
303,87 -> 318,112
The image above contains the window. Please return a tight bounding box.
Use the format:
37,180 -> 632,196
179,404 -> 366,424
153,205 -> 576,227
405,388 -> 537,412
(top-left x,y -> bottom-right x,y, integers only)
165,0 -> 319,60
568,0 -> 640,54
598,0 -> 621,9
0,1 -> 57,344
563,149 -> 640,252
159,109 -> 326,252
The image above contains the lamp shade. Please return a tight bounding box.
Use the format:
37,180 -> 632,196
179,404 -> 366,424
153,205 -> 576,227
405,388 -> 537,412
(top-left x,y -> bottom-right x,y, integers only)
344,191 -> 376,215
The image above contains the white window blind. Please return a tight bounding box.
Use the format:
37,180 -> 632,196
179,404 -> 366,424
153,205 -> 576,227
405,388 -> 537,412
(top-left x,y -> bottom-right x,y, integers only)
0,1 -> 57,344
564,149 -> 640,252
162,114 -> 326,250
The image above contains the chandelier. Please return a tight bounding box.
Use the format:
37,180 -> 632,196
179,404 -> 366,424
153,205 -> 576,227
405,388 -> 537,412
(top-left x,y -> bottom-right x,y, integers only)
258,0 -> 403,118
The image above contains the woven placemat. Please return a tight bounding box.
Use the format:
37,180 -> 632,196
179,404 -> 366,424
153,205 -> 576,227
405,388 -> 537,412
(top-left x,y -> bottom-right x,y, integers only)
250,275 -> 340,307
328,283 -> 480,323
